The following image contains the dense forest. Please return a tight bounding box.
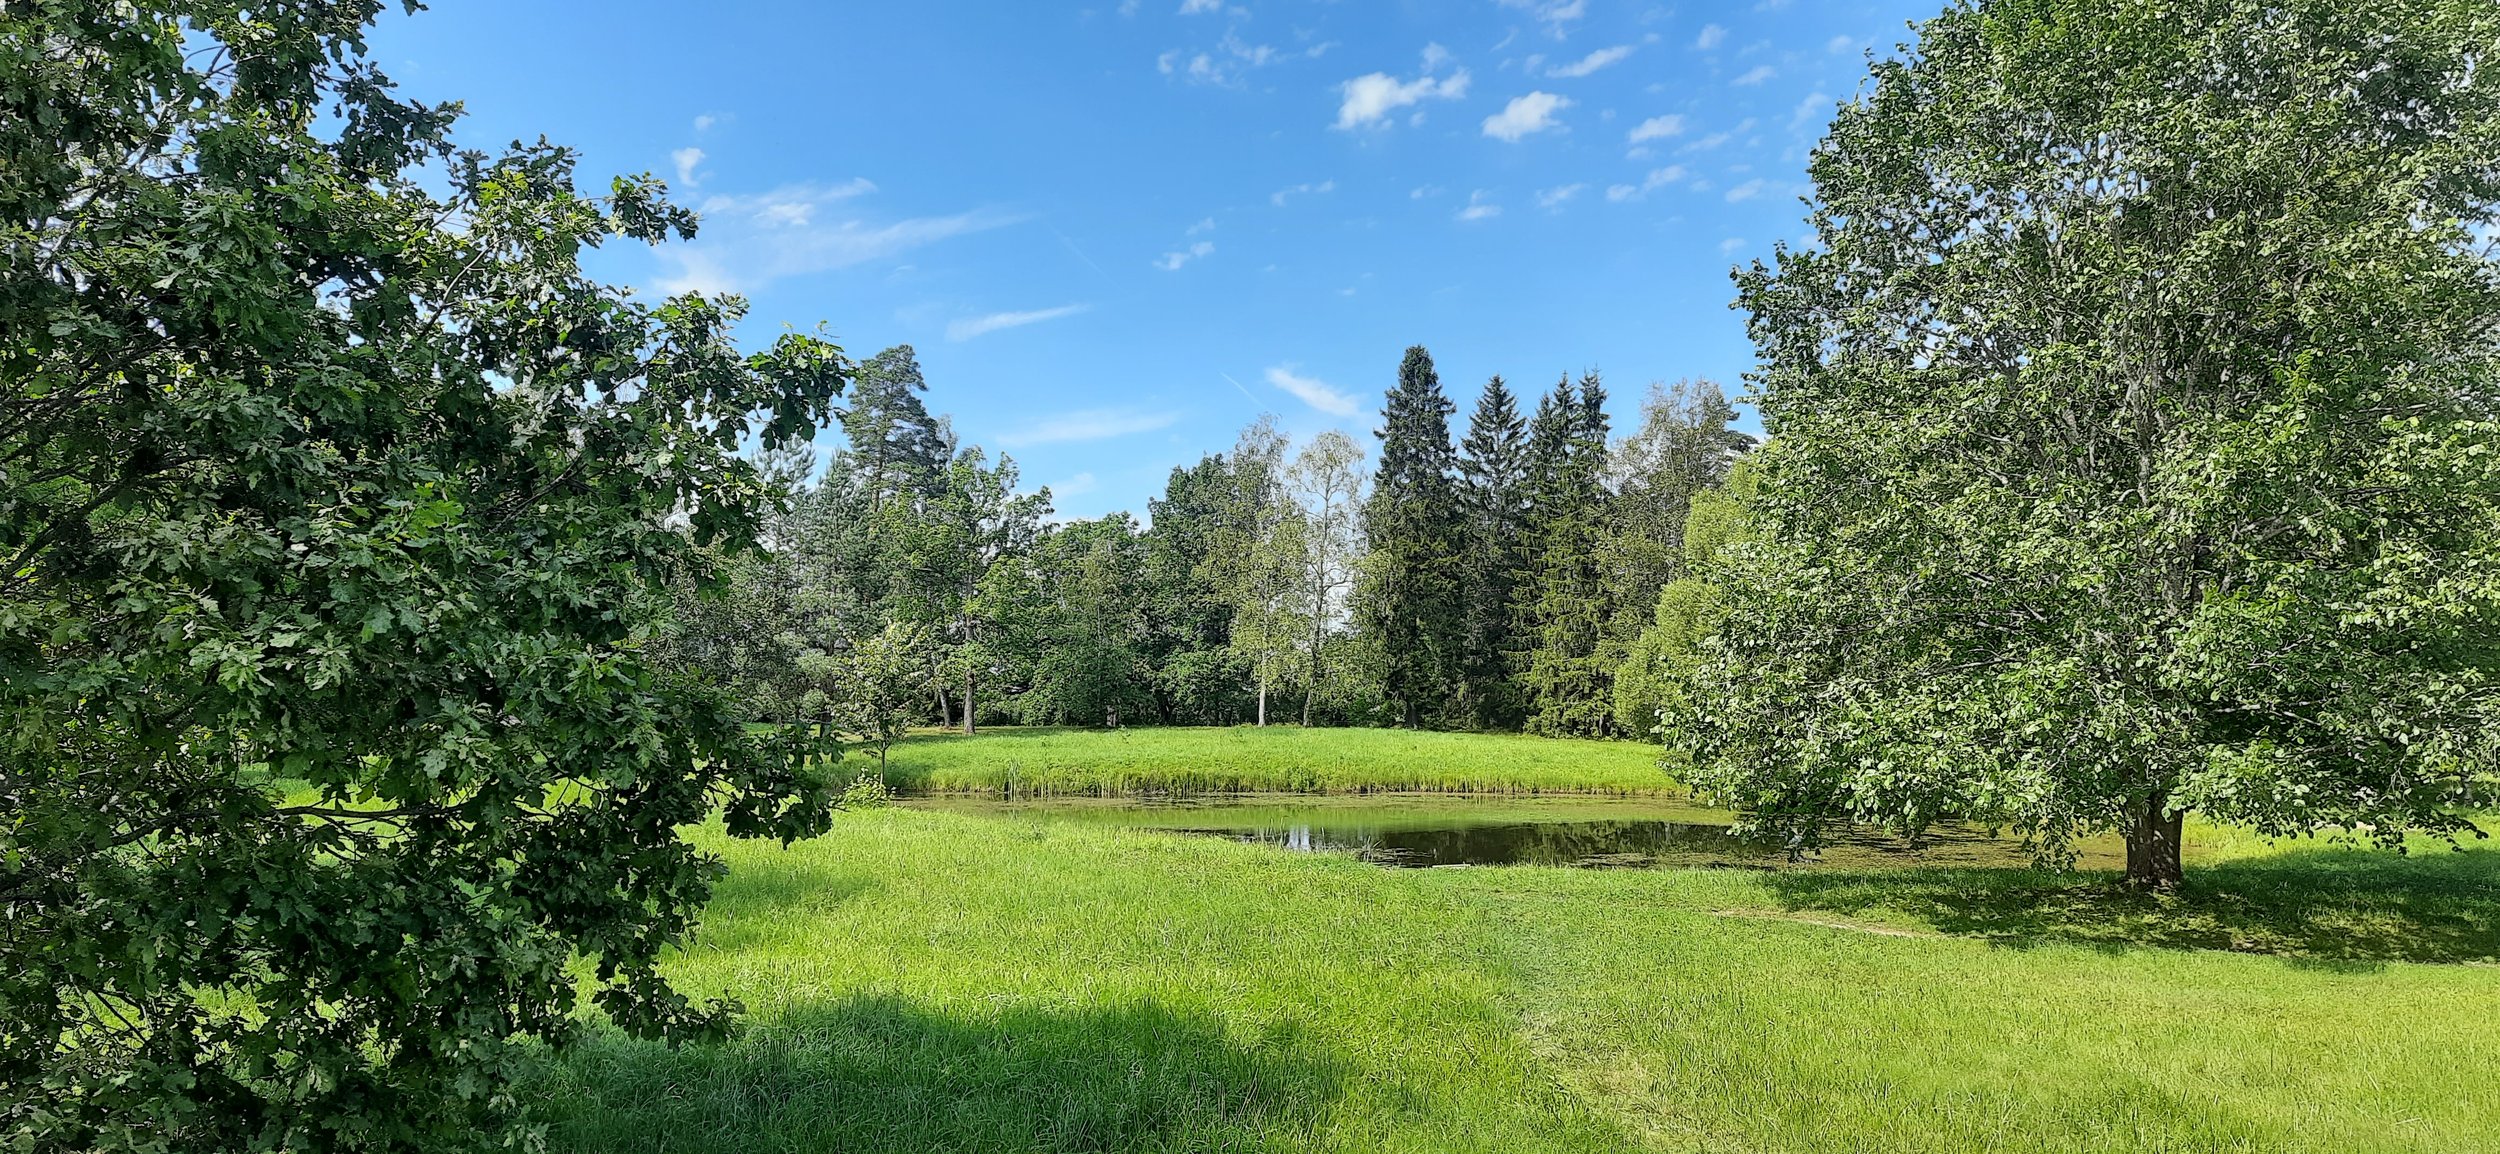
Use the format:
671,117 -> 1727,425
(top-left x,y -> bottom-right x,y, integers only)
671,345 -> 1752,739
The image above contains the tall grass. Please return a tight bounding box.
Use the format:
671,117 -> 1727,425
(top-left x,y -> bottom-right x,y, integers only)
871,725 -> 1675,796
529,805 -> 2500,1153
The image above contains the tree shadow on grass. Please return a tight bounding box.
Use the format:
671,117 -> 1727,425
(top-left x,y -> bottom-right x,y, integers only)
1762,845 -> 2500,968
529,994 -> 1345,1153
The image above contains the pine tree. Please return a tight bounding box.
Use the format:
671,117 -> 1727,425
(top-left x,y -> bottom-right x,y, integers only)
1523,370 -> 1616,736
1356,345 -> 1465,727
842,344 -> 952,509
1454,376 -> 1529,729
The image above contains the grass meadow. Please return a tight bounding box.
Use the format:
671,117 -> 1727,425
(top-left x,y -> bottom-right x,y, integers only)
524,747 -> 2500,1154
870,725 -> 1675,795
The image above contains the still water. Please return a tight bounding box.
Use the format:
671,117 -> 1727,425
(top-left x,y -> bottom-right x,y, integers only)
907,793 -> 2067,871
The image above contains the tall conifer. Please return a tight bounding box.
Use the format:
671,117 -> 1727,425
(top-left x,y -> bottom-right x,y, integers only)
1356,346 -> 1464,727
1523,371 -> 1616,736
1454,376 -> 1529,728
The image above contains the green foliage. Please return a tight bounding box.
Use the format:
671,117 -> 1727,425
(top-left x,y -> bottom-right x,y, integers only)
1523,373 -> 1617,737
1613,460 -> 1757,736
1454,377 -> 1531,729
1356,347 -> 1466,727
0,4 -> 842,1148
1681,0 -> 2500,888
831,620 -> 935,771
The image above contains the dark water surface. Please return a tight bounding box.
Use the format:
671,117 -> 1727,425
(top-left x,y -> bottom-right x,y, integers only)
906,794 -> 2080,871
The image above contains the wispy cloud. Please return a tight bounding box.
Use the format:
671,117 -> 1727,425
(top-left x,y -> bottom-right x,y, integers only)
1694,24 -> 1727,50
1548,45 -> 1633,78
1178,0 -> 1222,12
1536,183 -> 1587,209
1000,409 -> 1179,447
1627,114 -> 1684,144
1791,91 -> 1834,131
1455,190 -> 1502,221
1336,63 -> 1471,129
1482,91 -> 1571,141
1732,65 -> 1775,86
1720,237 -> 1748,255
947,303 -> 1090,342
1498,0 -> 1587,37
1272,179 -> 1335,207
670,147 -> 706,187
1156,240 -> 1216,271
1605,165 -> 1685,202
1826,34 -> 1858,54
1724,179 -> 1767,203
652,180 -> 1007,296
1266,365 -> 1364,416
1680,119 -> 1755,153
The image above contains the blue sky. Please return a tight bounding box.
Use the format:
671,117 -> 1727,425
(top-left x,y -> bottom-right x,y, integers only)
371,0 -> 1933,519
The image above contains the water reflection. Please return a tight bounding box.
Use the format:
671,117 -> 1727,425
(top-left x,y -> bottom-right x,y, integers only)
908,793 -> 2078,871
1197,818 -> 1771,869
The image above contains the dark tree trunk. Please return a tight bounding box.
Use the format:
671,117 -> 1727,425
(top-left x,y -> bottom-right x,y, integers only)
2124,792 -> 2185,891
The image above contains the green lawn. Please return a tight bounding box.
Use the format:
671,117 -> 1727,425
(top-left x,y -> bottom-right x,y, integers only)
528,804 -> 2500,1153
870,725 -> 1675,795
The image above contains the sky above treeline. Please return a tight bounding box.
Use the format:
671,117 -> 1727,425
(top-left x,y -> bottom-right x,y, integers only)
370,0 -> 1936,519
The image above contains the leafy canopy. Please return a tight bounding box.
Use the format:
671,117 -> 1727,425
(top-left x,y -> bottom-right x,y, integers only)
1,2 -> 844,1148
1679,0 -> 2500,886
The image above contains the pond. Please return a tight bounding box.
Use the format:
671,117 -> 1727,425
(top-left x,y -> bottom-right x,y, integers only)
906,793 -> 2095,871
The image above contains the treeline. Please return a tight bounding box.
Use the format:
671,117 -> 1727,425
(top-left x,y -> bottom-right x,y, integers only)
670,344 -> 1750,738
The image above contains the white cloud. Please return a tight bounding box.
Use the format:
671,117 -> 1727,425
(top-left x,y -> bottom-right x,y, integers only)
1827,34 -> 1857,54
946,303 -> 1090,342
692,114 -> 717,132
1178,0 -> 1222,11
1680,119 -> 1753,152
670,147 -> 706,187
1410,184 -> 1445,199
1161,30 -> 1295,87
1791,91 -> 1833,131
1187,217 -> 1217,235
1498,0 -> 1586,35
1155,240 -> 1216,271
1482,91 -> 1571,141
1732,65 -> 1775,86
1456,190 -> 1502,221
1272,179 -> 1336,207
1627,114 -> 1685,144
1694,24 -> 1726,50
1605,165 -> 1685,202
1536,183 -> 1587,209
651,180 -> 1000,296
1266,366 -> 1363,417
998,409 -> 1179,447
1336,67 -> 1471,129
1720,237 -> 1748,255
1724,179 -> 1766,203
1548,45 -> 1634,78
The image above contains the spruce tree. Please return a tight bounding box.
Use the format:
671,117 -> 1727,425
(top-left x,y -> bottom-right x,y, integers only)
1454,376 -> 1530,729
1356,346 -> 1465,727
1523,371 -> 1616,736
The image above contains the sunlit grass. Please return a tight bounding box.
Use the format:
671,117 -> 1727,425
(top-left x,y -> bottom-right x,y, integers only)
871,725 -> 1676,795
529,802 -> 2500,1153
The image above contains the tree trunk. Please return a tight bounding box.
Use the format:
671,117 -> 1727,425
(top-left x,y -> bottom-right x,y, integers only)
2124,792 -> 2185,891
1257,660 -> 1268,727
963,666 -> 977,735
